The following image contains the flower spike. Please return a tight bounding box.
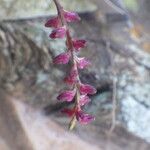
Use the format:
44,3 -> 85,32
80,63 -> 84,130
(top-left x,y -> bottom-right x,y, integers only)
45,0 -> 96,129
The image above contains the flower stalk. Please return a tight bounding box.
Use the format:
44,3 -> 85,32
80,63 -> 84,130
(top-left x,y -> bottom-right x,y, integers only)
45,0 -> 97,130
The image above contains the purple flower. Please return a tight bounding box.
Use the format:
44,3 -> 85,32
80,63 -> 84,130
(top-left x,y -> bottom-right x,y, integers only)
61,108 -> 76,117
79,95 -> 91,106
61,108 -> 95,125
50,27 -> 66,39
79,84 -> 97,95
64,66 -> 78,85
76,111 -> 95,124
53,52 -> 70,64
57,90 -> 76,102
76,57 -> 91,69
45,17 -> 60,28
64,10 -> 81,22
72,39 -> 86,51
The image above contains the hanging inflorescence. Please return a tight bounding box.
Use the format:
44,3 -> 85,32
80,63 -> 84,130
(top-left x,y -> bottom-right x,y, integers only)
45,0 -> 97,130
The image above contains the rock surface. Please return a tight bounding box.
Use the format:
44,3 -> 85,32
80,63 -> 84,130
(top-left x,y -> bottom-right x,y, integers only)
0,90 -> 100,150
0,0 -> 150,149
0,0 -> 97,20
1,89 -> 150,150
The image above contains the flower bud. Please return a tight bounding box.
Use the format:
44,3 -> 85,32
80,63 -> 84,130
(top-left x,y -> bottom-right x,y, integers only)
76,111 -> 95,124
64,10 -> 81,22
72,39 -> 86,51
61,108 -> 76,117
79,84 -> 97,95
57,90 -> 76,102
79,95 -> 91,106
50,27 -> 66,39
53,52 -> 70,64
64,66 -> 78,85
45,17 -> 60,28
76,57 -> 91,69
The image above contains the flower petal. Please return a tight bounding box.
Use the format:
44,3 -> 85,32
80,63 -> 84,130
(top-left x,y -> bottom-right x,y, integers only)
64,10 -> 81,22
50,27 -> 66,39
57,90 -> 76,102
76,111 -> 95,124
72,39 -> 86,51
79,95 -> 91,106
76,57 -> 91,69
45,17 -> 60,28
79,84 -> 97,95
53,52 -> 70,64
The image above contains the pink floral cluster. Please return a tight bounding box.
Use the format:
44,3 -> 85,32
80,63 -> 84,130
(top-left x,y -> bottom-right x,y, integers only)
45,0 -> 96,128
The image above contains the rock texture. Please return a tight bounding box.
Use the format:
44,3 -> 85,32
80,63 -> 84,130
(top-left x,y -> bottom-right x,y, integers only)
0,0 -> 150,149
0,89 -> 150,150
0,90 -> 100,150
0,0 -> 97,20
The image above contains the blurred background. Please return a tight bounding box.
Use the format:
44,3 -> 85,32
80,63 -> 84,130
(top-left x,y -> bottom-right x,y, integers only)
0,0 -> 150,150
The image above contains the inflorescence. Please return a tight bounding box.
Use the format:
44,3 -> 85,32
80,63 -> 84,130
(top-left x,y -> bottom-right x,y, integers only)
45,0 -> 97,130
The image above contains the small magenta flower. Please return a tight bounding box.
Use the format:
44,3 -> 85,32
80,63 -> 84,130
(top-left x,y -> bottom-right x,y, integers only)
61,108 -> 76,117
53,52 -> 70,64
62,108 -> 95,125
45,17 -> 60,28
57,90 -> 76,102
72,39 -> 87,51
50,27 -> 66,39
64,66 -> 78,85
76,111 -> 95,124
76,57 -> 91,69
64,10 -> 81,22
79,95 -> 91,106
79,84 -> 97,95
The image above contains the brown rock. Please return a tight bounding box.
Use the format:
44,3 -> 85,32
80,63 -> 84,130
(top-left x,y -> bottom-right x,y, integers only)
0,90 -> 100,150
